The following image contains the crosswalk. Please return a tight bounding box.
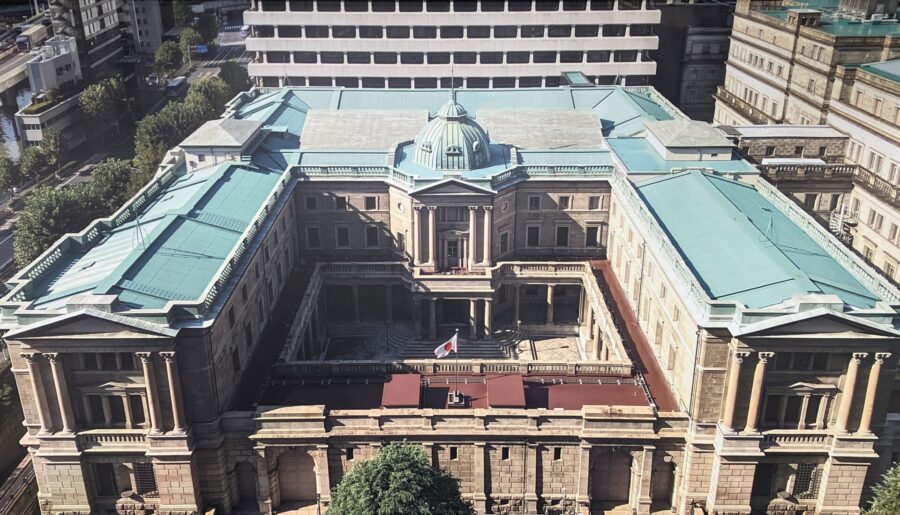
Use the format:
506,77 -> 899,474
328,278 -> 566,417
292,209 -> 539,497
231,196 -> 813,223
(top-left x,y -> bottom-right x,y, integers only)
217,39 -> 245,47
203,45 -> 247,67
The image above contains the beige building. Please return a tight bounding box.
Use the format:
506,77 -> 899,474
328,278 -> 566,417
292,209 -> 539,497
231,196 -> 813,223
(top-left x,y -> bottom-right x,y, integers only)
2,85 -> 900,515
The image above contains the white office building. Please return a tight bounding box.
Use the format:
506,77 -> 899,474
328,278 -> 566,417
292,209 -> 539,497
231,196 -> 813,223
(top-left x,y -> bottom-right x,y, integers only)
244,0 -> 661,88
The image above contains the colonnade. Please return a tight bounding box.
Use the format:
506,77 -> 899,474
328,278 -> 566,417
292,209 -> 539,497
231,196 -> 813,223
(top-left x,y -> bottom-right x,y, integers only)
19,350 -> 186,435
411,205 -> 492,270
720,350 -> 891,434
413,297 -> 493,341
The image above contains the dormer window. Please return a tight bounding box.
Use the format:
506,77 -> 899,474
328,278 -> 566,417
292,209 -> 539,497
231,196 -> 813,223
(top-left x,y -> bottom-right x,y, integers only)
472,140 -> 482,152
446,145 -> 462,156
421,142 -> 432,153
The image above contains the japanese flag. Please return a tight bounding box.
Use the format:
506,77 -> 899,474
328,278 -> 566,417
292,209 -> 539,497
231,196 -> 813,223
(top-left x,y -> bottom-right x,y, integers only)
434,332 -> 458,359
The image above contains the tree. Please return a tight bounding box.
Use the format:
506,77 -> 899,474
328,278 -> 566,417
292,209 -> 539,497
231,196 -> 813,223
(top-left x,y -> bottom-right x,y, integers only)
867,463 -> 900,515
186,76 -> 233,115
195,13 -> 219,44
219,61 -> 250,95
80,76 -> 126,138
14,186 -> 95,267
329,443 -> 473,515
88,159 -> 133,213
155,41 -> 183,77
0,156 -> 21,197
173,0 -> 190,27
19,145 -> 48,182
179,27 -> 202,59
41,129 -> 62,177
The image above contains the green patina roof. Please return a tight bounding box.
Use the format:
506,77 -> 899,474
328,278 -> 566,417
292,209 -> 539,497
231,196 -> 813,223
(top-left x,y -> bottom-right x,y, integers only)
636,171 -> 879,309
860,59 -> 900,84
607,138 -> 757,175
758,0 -> 900,38
30,163 -> 285,310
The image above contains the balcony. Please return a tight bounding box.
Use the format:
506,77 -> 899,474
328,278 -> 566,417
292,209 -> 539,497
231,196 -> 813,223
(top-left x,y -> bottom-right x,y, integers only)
714,86 -> 778,125
759,163 -> 856,182
852,166 -> 900,209
762,429 -> 830,452
77,429 -> 148,451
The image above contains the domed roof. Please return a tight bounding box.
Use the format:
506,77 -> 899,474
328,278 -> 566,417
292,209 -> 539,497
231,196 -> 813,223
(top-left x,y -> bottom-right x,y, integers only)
413,91 -> 490,171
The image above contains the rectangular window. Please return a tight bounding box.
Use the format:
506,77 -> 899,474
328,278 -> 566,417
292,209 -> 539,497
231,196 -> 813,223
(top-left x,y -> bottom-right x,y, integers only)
386,26 -> 409,38
366,226 -> 379,247
440,26 -> 463,38
346,448 -> 354,461
501,447 -> 510,460
305,196 -> 317,210
95,463 -> 118,496
558,196 -> 571,210
553,447 -> 562,461
575,25 -> 599,37
365,196 -> 377,210
555,226 -> 569,247
413,26 -> 436,38
336,227 -> 350,248
335,196 -> 347,210
602,25 -> 626,37
468,26 -> 490,38
586,226 -> 599,247
306,227 -> 320,249
521,25 -> 544,37
528,195 -> 541,210
449,447 -> 458,460
494,25 -> 517,38
232,348 -> 241,375
500,231 -> 509,254
358,25 -> 383,38
527,226 -> 540,247
588,196 -> 600,210
134,463 -> 158,496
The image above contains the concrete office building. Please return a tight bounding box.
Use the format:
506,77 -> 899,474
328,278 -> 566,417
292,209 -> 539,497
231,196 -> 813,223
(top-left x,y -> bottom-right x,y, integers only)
49,0 -> 125,80
119,0 -> 166,55
243,0 -> 661,88
2,83 -> 900,515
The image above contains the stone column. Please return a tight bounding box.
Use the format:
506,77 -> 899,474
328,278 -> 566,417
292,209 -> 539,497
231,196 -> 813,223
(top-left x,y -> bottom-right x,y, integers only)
722,351 -> 749,432
636,446 -> 654,515
483,299 -> 492,339
314,445 -> 332,505
524,443 -> 539,512
413,297 -> 423,340
473,443 -> 487,513
859,353 -> 890,434
428,299 -> 437,340
45,353 -> 75,434
160,352 -> 186,433
469,299 -> 478,340
744,351 -> 773,433
351,284 -> 360,323
412,206 -> 421,265
546,284 -> 555,325
576,443 -> 591,510
600,336 -> 610,361
427,206 -> 437,267
482,206 -> 492,266
122,394 -> 133,428
468,206 -> 478,270
835,352 -> 867,433
593,324 -> 602,360
136,352 -> 163,434
385,284 -> 394,323
513,284 -> 521,325
20,353 -> 51,434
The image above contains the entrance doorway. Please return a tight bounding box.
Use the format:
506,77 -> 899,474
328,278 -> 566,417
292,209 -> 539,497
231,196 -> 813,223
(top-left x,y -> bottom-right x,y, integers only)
590,450 -> 632,507
278,451 -> 317,503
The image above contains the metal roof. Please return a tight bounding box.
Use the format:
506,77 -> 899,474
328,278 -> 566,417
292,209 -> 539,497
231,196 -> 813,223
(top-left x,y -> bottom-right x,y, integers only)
635,171 -> 879,309
180,118 -> 262,147
607,138 -> 756,175
645,120 -> 732,148
860,59 -> 900,84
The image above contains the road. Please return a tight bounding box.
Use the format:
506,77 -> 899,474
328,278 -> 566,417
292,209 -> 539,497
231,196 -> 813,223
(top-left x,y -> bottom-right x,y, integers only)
188,26 -> 249,83
0,52 -> 31,79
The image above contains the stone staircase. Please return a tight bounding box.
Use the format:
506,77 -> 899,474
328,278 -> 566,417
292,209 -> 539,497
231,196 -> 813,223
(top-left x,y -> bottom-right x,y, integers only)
398,335 -> 509,360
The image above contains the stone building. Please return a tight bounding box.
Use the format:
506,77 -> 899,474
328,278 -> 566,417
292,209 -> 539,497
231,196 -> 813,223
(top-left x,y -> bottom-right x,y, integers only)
243,0 -> 661,88
2,84 -> 900,515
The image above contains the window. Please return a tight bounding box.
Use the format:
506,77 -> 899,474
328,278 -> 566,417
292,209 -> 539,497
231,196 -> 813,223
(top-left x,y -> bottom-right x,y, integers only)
374,52 -> 397,64
630,24 -> 654,36
386,26 -> 409,38
765,146 -> 776,157
528,196 -> 541,210
588,196 -> 601,210
521,25 -> 544,37
365,196 -> 378,210
332,25 -> 355,38
134,463 -> 158,496
480,52 -> 502,64
306,227 -> 320,248
94,463 -> 118,496
401,52 -> 424,64
413,26 -> 436,38
454,52 -> 476,64
334,196 -> 348,210
553,447 -> 562,461
321,52 -> 343,64
501,447 -> 510,460
534,51 -> 556,63
500,231 -> 510,254
527,226 -> 540,247
507,51 -> 529,64
494,26 -> 517,38
294,51 -> 316,63
305,25 -> 328,38
366,226 -> 379,247
614,50 -> 637,62
335,226 -> 350,248
555,226 -> 569,247
197,153 -> 206,162
449,447 -> 458,460
441,26 -> 463,38
587,51 -> 610,63
227,307 -> 236,326
305,196 -> 317,210
602,25 -> 626,37
232,348 -> 241,375
468,26 -> 490,38
548,25 -> 571,37
793,464 -> 821,499
560,51 -> 583,63
586,226 -> 599,247
575,25 -> 599,37
558,196 -> 571,210
346,448 -> 354,460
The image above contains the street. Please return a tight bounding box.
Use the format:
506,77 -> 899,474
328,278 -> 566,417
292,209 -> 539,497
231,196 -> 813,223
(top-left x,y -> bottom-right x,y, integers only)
188,26 -> 248,83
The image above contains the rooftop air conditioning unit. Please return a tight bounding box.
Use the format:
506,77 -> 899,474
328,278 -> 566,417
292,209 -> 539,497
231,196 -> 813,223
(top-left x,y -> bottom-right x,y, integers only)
871,13 -> 885,21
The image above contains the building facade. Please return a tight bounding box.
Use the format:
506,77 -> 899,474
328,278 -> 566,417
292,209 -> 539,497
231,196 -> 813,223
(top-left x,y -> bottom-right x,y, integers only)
2,85 -> 900,515
119,0 -> 166,55
49,0 -> 124,80
244,0 -> 661,88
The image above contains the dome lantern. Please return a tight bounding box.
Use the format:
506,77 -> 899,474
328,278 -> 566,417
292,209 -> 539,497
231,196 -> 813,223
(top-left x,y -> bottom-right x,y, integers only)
413,92 -> 490,171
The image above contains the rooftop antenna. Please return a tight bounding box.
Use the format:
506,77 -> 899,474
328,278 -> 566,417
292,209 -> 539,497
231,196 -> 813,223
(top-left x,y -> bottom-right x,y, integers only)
449,64 -> 456,102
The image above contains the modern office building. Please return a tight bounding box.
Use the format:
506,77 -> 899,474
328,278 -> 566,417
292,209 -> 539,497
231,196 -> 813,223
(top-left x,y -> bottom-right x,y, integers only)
243,0 -> 661,88
119,0 -> 166,55
48,0 -> 125,80
2,83 -> 899,515
652,0 -> 734,121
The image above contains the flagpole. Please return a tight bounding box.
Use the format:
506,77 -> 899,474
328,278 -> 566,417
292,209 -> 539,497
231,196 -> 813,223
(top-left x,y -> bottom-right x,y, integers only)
454,328 -> 460,395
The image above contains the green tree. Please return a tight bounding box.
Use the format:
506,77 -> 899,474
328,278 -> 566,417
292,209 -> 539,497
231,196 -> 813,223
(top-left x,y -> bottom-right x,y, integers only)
186,76 -> 232,114
194,13 -> 219,43
80,76 -> 126,137
179,27 -> 202,59
218,60 -> 250,95
41,128 -> 62,177
867,463 -> 900,515
329,443 -> 473,515
88,159 -> 134,213
19,145 -> 48,182
155,41 -> 183,77
0,156 -> 21,197
14,186 -> 95,267
173,0 -> 190,27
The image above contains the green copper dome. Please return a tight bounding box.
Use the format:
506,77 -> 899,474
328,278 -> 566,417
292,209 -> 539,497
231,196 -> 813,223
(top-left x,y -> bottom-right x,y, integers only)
413,92 -> 491,171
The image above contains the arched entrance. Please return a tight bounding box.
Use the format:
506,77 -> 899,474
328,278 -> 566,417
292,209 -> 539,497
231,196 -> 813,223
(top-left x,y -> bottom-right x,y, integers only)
277,450 -> 317,503
590,449 -> 632,509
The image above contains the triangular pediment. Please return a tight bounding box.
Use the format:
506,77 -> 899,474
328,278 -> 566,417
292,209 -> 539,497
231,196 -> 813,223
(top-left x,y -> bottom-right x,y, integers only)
6,309 -> 178,340
411,178 -> 494,196
732,309 -> 899,339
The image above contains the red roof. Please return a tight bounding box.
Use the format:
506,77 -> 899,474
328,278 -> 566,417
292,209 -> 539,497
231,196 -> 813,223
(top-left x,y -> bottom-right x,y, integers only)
381,374 -> 422,408
486,374 -> 526,408
422,381 -> 488,409
526,383 -> 648,410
